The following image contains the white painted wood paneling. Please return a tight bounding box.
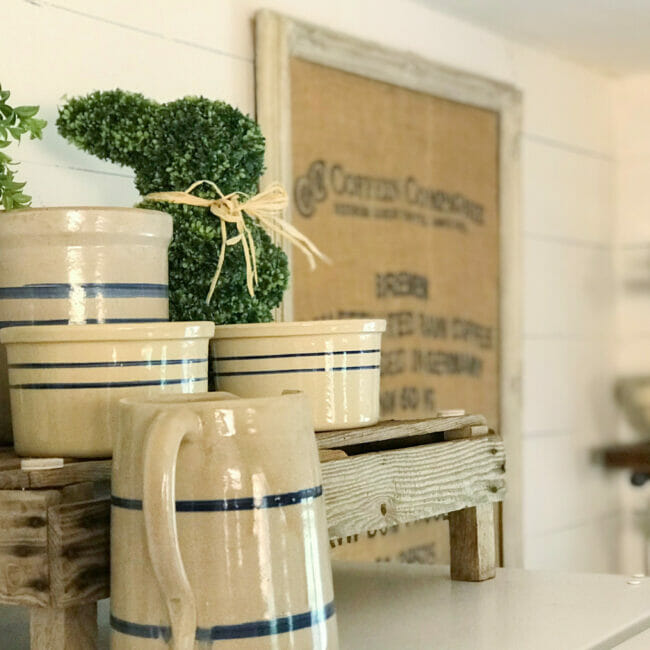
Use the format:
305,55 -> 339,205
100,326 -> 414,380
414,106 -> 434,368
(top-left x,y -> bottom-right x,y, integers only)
614,74 -> 650,159
512,43 -> 615,156
14,162 -> 138,209
617,337 -> 650,375
523,339 -> 616,437
5,0 -> 254,177
618,248 -> 650,338
523,432 -> 619,536
523,138 -> 613,243
524,238 -> 614,338
524,512 -> 621,572
617,160 -> 650,246
47,0 -> 255,62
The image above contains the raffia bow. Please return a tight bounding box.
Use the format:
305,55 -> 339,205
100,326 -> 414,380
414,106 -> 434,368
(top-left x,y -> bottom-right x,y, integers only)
146,180 -> 330,305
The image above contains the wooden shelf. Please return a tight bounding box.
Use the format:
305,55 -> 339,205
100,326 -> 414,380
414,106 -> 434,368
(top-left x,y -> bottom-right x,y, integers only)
599,440 -> 650,473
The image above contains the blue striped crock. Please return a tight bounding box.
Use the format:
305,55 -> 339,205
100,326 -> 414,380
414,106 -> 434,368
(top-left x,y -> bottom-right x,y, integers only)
0,207 -> 173,444
0,321 -> 213,458
210,320 -> 386,431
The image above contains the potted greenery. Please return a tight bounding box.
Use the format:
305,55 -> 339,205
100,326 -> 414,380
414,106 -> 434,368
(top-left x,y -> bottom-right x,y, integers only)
0,84 -> 46,210
57,90 -> 292,325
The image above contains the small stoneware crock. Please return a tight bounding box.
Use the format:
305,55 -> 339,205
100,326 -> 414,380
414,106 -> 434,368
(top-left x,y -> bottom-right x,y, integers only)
0,321 -> 213,458
210,319 -> 386,431
111,391 -> 338,650
0,206 -> 173,443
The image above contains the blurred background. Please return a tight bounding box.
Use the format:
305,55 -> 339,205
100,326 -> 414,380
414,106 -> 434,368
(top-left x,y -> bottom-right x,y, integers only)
3,0 -> 650,578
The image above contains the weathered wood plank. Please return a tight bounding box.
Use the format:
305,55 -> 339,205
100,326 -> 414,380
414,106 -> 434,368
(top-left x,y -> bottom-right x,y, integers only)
319,448 -> 348,463
449,503 -> 496,581
316,415 -> 487,449
30,603 -> 97,650
322,435 -> 505,539
0,490 -> 61,606
0,447 -> 21,471
48,496 -> 110,608
0,447 -> 111,490
26,460 -> 111,489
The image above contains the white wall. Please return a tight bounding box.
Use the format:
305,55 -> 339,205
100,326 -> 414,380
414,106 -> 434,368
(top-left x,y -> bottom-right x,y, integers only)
614,74 -> 650,575
2,0 -> 620,572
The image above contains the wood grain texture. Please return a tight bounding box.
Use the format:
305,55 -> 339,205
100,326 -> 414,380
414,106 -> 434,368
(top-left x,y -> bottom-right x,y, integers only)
316,415 -> 487,449
0,449 -> 111,490
48,496 -> 110,608
322,435 -> 505,539
449,503 -> 496,581
26,460 -> 111,489
0,490 -> 61,606
319,448 -> 348,463
30,603 -> 97,650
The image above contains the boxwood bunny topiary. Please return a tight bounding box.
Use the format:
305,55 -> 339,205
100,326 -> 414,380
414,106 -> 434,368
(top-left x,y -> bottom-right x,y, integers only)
57,90 -> 289,324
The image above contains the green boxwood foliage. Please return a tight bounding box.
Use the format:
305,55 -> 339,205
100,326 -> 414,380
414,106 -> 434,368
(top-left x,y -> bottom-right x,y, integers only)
57,90 -> 289,324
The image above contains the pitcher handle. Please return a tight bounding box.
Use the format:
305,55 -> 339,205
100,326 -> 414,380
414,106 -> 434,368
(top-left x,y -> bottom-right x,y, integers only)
143,409 -> 202,650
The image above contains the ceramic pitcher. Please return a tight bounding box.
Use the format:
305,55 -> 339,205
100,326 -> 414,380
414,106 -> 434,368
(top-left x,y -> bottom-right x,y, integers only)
111,391 -> 338,650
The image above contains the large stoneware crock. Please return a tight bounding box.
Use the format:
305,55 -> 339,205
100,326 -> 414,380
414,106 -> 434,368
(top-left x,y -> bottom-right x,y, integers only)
0,207 -> 173,443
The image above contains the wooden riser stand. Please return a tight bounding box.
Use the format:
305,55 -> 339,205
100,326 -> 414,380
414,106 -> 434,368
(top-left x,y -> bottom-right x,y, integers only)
0,414 -> 505,649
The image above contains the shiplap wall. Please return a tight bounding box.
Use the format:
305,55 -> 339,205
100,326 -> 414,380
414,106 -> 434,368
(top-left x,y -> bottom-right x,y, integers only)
3,0 -> 620,572
614,75 -> 650,575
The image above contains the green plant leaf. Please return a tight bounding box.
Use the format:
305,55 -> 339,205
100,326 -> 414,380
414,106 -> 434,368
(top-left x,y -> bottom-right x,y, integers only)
14,106 -> 39,119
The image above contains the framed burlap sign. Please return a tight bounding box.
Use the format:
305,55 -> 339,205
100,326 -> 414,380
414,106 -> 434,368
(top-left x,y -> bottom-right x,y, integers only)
255,11 -> 522,565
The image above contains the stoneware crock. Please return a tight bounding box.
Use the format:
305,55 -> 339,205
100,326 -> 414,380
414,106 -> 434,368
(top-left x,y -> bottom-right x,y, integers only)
0,321 -> 213,458
210,319 -> 386,431
0,206 -> 173,443
111,391 -> 338,650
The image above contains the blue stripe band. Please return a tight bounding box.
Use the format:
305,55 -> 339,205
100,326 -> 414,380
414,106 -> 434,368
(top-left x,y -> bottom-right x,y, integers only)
0,318 -> 167,328
110,601 -> 335,641
0,283 -> 168,300
216,349 -> 380,361
9,358 -> 207,369
216,365 -> 380,377
111,485 -> 323,512
10,377 -> 207,390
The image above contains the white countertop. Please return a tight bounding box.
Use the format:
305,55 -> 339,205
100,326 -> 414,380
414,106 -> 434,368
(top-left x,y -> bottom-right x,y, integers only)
332,562 -> 650,650
2,563 -> 650,648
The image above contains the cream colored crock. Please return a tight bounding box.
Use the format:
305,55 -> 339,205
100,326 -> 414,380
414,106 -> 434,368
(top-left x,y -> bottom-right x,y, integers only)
112,391 -> 338,650
0,321 -> 213,458
0,207 -> 173,443
210,319 -> 386,431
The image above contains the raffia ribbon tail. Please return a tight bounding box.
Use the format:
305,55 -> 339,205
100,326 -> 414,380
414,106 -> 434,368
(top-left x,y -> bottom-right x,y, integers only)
145,180 -> 330,305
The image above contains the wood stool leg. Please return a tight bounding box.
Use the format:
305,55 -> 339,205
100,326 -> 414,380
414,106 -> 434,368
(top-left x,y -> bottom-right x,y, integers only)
30,603 -> 97,650
449,503 -> 496,581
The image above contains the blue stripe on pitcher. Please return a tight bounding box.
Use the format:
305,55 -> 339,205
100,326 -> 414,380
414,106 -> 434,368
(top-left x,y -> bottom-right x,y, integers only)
215,365 -> 380,377
111,485 -> 323,512
110,600 -> 335,641
0,283 -> 168,299
216,349 -> 380,361
9,358 -> 207,369
9,377 -> 207,390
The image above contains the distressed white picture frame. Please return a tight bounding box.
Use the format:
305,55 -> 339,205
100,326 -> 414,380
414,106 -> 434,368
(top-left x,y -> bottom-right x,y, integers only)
255,9 -> 523,566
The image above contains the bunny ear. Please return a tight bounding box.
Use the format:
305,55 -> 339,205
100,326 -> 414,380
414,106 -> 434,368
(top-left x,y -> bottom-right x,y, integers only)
57,89 -> 157,170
